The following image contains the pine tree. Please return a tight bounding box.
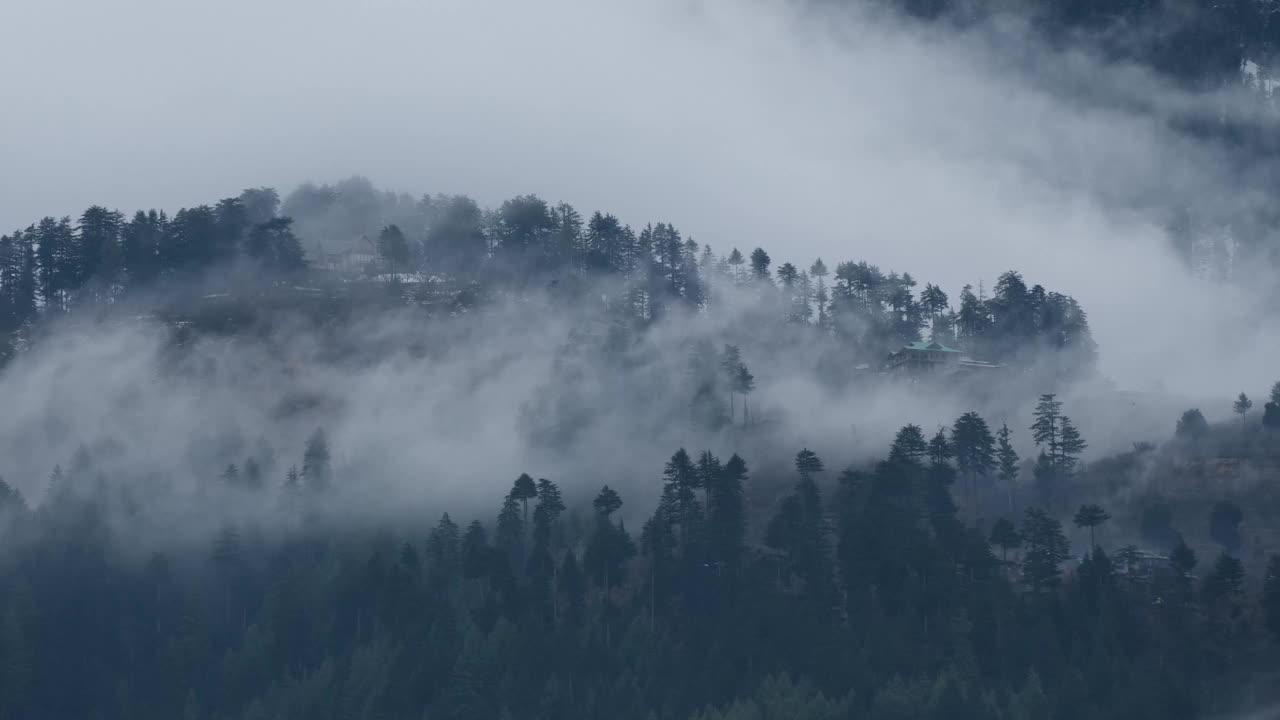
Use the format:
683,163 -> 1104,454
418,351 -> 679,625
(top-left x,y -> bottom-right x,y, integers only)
1233,392 -> 1253,429
996,423 -> 1020,512
1021,507 -> 1070,592
1030,394 -> 1063,461
749,247 -> 771,282
245,218 -> 306,272
989,517 -> 1021,566
428,513 -> 462,577
952,412 -> 996,511
810,258 -> 830,329
720,345 -> 742,422
889,424 -> 928,465
462,520 -> 490,580
76,206 -> 124,299
301,428 -> 331,490
734,364 -> 755,425
1057,416 -> 1086,476
511,473 -> 538,535
585,486 -> 634,592
1175,408 -> 1210,439
659,449 -> 704,552
121,210 -> 163,286
377,224 -> 411,279
496,492 -> 524,570
707,453 -> 748,576
1073,504 -> 1110,549
726,248 -> 745,285
928,428 -> 954,468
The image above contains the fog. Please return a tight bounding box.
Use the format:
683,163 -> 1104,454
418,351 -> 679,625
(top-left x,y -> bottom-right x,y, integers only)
3,0 -> 1280,511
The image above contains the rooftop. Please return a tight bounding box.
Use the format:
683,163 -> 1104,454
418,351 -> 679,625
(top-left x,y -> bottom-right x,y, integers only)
901,340 -> 962,353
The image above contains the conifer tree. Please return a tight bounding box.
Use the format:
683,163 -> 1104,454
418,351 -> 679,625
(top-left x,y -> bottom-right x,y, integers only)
496,492 -> 524,568
301,429 -> 331,490
1073,504 -> 1110,549
1233,392 -> 1253,429
659,449 -> 704,552
889,424 -> 929,465
810,258 -> 830,329
1175,408 -> 1210,439
511,473 -> 538,534
719,345 -> 741,421
1030,394 -> 1063,461
707,453 -> 748,576
462,520 -> 490,581
749,248 -> 771,282
532,478 -> 565,551
989,517 -> 1021,565
1057,417 -> 1086,475
996,423 -> 1020,512
726,248 -> 745,285
1020,507 -> 1070,592
928,428 -> 954,468
428,513 -> 462,578
952,411 -> 996,510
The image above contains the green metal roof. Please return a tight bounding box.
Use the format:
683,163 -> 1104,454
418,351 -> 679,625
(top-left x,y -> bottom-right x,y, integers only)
902,341 -> 962,353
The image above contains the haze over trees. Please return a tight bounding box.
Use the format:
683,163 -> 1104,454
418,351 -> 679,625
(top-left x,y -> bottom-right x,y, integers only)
6,0 -> 1280,710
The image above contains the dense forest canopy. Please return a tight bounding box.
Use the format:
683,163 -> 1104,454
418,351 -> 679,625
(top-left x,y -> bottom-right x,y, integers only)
0,177 -> 1278,719
7,0 -> 1280,718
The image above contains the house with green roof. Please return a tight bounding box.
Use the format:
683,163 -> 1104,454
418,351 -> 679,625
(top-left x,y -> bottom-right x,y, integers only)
886,340 -> 962,374
885,340 -> 1002,376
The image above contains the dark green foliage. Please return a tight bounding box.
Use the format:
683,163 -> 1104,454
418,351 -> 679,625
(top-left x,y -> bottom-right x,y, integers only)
0,429 -> 1270,720
707,454 -> 748,575
1264,402 -> 1280,429
244,218 -> 305,272
990,516 -> 1021,564
995,423 -> 1019,511
1175,408 -> 1210,439
1021,507 -> 1070,592
1072,503 -> 1110,548
749,247 -> 771,280
889,424 -> 928,464
952,411 -> 996,507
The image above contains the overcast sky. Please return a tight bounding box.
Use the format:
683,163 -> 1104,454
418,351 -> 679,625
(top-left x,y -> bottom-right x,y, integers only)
3,0 -> 1277,396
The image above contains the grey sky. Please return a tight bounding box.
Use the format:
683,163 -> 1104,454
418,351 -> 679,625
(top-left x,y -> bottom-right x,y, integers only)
3,0 -> 1277,395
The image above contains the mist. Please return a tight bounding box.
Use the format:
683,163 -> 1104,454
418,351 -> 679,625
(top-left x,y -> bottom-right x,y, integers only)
5,0 -> 1280,401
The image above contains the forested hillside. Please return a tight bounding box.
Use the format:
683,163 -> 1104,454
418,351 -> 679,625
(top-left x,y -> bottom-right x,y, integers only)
0,179 -> 1279,719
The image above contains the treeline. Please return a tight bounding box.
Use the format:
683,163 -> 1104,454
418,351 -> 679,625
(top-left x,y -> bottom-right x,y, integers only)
0,401 -> 1278,719
1,179 -> 1095,377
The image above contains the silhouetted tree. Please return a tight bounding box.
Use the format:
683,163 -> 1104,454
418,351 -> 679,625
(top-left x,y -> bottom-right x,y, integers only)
1073,504 -> 1111,549
996,423 -> 1020,512
1233,392 -> 1253,429
1176,408 -> 1210,439
1021,507 -> 1070,592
